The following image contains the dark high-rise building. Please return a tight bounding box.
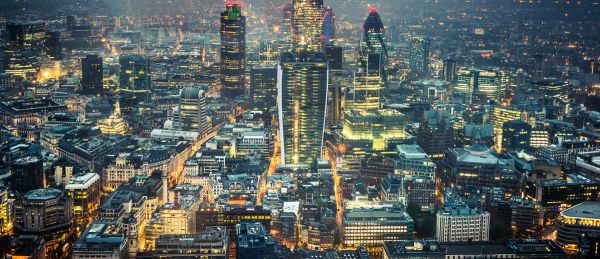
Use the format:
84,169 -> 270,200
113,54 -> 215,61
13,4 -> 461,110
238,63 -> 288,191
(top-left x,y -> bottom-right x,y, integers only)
292,0 -> 325,53
81,55 -> 103,95
443,59 -> 457,82
409,36 -> 431,76
278,52 -> 328,166
119,54 -> 151,99
65,15 -> 76,32
6,21 -> 47,52
11,156 -> 45,194
417,109 -> 454,159
220,2 -> 246,99
323,6 -> 335,47
501,120 -> 532,152
250,66 -> 277,109
45,31 -> 62,60
360,9 -> 388,73
325,45 -> 343,70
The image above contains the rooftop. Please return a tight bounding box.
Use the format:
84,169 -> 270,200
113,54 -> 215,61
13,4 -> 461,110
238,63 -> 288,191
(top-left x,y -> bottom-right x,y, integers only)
24,188 -> 62,200
560,201 -> 600,219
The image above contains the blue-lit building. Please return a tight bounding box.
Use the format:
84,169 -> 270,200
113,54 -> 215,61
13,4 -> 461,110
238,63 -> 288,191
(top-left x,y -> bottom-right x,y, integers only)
119,54 -> 151,99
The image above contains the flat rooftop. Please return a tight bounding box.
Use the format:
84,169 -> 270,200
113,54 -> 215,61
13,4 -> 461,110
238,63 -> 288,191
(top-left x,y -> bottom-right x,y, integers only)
561,201 -> 600,219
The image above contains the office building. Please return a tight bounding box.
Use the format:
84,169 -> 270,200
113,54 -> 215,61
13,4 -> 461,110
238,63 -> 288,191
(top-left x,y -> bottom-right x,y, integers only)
278,52 -> 328,166
436,192 -> 490,242
81,55 -> 103,95
383,239 -> 567,258
292,0 -> 324,52
323,6 -> 335,47
557,201 -> 600,252
119,54 -> 151,99
45,31 -> 62,60
325,45 -> 343,70
0,186 -> 10,235
147,227 -> 229,258
438,145 -> 517,194
501,120 -> 532,152
528,178 -> 599,213
454,68 -> 501,102
443,59 -> 457,82
341,109 -> 407,152
72,220 -> 128,259
236,221 -> 279,259
11,156 -> 45,194
407,176 -> 436,212
409,36 -> 431,76
342,207 -> 414,248
65,173 -> 101,223
347,9 -> 388,110
13,188 -> 73,252
250,66 -> 277,108
394,144 -> 436,181
176,87 -> 210,136
6,21 -> 47,51
220,2 -> 246,98
417,109 -> 454,159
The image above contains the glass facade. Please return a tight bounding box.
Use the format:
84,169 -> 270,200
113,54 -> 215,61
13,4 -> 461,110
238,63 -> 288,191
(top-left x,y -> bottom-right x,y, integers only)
220,3 -> 246,98
278,52 -> 328,166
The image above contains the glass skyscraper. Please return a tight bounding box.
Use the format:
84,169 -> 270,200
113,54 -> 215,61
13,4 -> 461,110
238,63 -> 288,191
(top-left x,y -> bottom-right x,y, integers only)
346,9 -> 387,111
278,52 -> 328,166
81,55 -> 103,95
119,54 -> 151,99
292,0 -> 325,53
220,2 -> 246,99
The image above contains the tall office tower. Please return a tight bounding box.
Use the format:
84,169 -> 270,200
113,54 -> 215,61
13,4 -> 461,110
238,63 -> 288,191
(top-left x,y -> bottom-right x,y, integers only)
323,6 -> 335,47
119,54 -> 151,99
278,52 -> 328,166
360,8 -> 388,69
11,156 -> 46,194
220,2 -> 246,99
443,59 -> 457,82
65,15 -> 76,32
283,4 -> 293,35
325,45 -> 343,70
250,66 -> 277,109
346,9 -> 387,111
44,31 -> 62,60
292,0 -> 325,52
409,36 -> 431,77
177,87 -> 210,136
81,55 -> 103,95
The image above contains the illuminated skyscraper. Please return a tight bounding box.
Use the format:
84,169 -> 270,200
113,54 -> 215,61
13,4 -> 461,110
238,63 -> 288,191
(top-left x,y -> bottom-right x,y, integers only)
360,8 -> 388,71
323,6 -> 335,47
81,54 -> 103,95
278,52 -> 328,166
346,9 -> 387,111
409,36 -> 431,76
119,54 -> 151,99
220,2 -> 246,99
292,0 -> 325,53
